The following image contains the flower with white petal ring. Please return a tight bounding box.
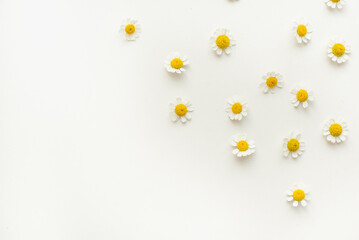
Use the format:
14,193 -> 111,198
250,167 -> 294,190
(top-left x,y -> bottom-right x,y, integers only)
260,72 -> 283,94
164,53 -> 189,74
293,19 -> 312,44
328,39 -> 351,64
290,86 -> 314,109
323,118 -> 348,143
120,18 -> 141,41
225,96 -> 248,121
231,135 -> 255,158
287,184 -> 310,207
282,132 -> 305,159
210,28 -> 236,56
169,97 -> 194,124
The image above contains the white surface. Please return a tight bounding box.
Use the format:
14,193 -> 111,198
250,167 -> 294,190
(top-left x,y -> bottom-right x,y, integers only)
1,0 -> 359,239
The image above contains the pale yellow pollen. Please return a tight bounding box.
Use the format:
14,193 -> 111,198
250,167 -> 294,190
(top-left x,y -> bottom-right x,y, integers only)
237,140 -> 249,151
216,35 -> 230,49
175,104 -> 187,116
293,189 -> 305,201
296,90 -> 308,102
232,103 -> 242,114
266,77 -> 278,88
287,139 -> 300,152
329,123 -> 343,137
170,58 -> 183,69
297,25 -> 307,37
332,43 -> 345,57
125,24 -> 135,34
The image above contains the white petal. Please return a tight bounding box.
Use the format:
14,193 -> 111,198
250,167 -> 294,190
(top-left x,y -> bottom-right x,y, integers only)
180,116 -> 187,123
170,112 -> 179,122
224,47 -> 231,54
263,86 -> 269,93
187,106 -> 194,112
185,113 -> 192,120
327,135 -> 335,143
283,150 -> 289,157
235,114 -> 243,121
303,101 -> 309,108
237,152 -> 244,157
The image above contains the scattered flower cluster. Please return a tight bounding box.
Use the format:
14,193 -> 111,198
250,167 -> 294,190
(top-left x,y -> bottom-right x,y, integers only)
120,0 -> 351,208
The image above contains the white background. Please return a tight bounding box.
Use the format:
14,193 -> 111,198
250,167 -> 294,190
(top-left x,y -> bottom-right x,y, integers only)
1,0 -> 359,239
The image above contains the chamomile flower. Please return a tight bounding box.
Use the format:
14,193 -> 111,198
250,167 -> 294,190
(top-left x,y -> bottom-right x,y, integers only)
225,96 -> 248,121
260,72 -> 283,93
120,18 -> 141,41
328,39 -> 351,64
293,19 -> 312,44
210,28 -> 236,55
323,118 -> 348,143
290,86 -> 314,108
287,184 -> 310,207
164,53 -> 188,74
169,97 -> 194,124
282,132 -> 305,159
324,0 -> 345,9
231,135 -> 255,158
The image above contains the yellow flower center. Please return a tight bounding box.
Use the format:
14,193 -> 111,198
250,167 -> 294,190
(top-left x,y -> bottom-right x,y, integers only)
297,25 -> 307,37
170,58 -> 183,69
174,104 -> 187,116
332,43 -> 345,57
125,24 -> 135,34
329,123 -> 343,137
231,102 -> 242,114
237,140 -> 249,151
292,189 -> 305,201
287,139 -> 300,152
266,77 -> 278,88
296,90 -> 308,102
216,35 -> 230,49
331,0 -> 340,2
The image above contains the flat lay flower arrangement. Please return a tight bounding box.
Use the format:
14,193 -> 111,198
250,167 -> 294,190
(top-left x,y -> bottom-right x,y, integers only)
120,0 -> 350,208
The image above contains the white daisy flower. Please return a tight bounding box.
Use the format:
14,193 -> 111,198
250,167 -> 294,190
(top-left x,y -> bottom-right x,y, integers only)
120,18 -> 141,41
231,135 -> 255,158
225,96 -> 248,121
287,184 -> 310,207
282,132 -> 305,159
259,72 -> 283,94
323,118 -> 348,143
290,86 -> 314,108
328,39 -> 351,64
169,97 -> 194,124
164,53 -> 188,74
324,0 -> 345,9
210,28 -> 236,56
293,19 -> 312,44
